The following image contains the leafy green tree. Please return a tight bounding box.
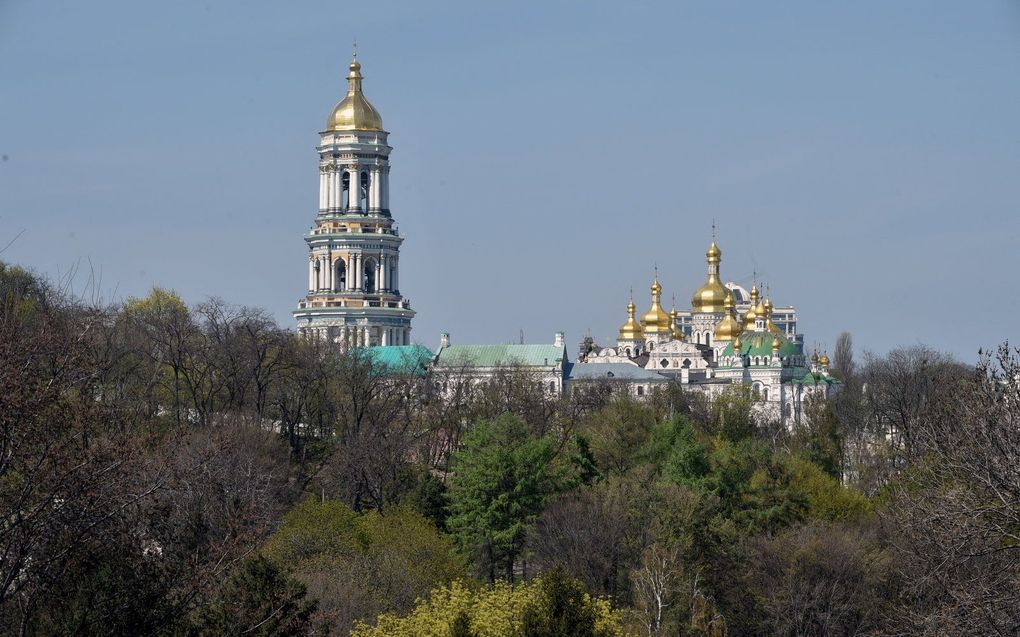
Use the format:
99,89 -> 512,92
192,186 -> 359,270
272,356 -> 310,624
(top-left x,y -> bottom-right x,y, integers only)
643,416 -> 711,490
521,567 -> 605,637
566,434 -> 603,487
448,415 -> 560,582
264,498 -> 467,634
710,385 -> 757,442
351,575 -> 625,637
580,398 -> 659,475
192,555 -> 317,637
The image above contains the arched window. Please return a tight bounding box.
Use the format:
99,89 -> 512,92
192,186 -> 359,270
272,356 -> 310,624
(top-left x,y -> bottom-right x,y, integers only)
363,258 -> 377,293
763,387 -> 769,401
341,172 -> 352,210
334,259 -> 346,292
637,386 -> 644,396
548,381 -> 555,393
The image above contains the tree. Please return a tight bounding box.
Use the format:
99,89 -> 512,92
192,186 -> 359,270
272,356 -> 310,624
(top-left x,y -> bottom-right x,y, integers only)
883,343 -> 1020,635
744,523 -> 890,637
447,415 -> 559,582
351,575 -> 625,637
192,556 -> 317,636
263,498 -> 467,635
831,331 -> 855,383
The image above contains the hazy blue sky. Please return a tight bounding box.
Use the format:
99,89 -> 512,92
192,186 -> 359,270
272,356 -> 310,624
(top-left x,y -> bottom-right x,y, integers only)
2,1 -> 1018,361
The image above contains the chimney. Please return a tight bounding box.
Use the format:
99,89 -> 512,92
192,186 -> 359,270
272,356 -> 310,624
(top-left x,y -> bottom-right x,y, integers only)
439,332 -> 450,349
554,331 -> 565,348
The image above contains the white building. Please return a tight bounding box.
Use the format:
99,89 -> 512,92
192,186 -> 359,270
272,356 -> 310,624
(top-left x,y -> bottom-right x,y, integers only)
293,55 -> 414,347
573,235 -> 840,425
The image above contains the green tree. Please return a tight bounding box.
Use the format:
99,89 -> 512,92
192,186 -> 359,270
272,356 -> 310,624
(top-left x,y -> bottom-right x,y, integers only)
643,416 -> 711,490
192,556 -> 317,637
448,415 -> 560,582
710,386 -> 757,442
351,575 -> 625,637
263,498 -> 467,634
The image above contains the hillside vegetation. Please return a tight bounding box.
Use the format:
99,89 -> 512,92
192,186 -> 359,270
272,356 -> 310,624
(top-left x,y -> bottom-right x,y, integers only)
1,262 -> 1017,636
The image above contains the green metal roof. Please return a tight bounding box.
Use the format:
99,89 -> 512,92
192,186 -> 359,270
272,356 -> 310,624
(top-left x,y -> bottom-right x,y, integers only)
363,345 -> 434,376
434,344 -> 565,368
791,371 -> 843,386
721,330 -> 800,359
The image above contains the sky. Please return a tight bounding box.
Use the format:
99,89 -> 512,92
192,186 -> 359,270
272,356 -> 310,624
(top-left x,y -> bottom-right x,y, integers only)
1,1 -> 1018,362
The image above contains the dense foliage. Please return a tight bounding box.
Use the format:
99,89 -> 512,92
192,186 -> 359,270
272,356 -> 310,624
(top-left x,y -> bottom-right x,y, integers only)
1,262 -> 1016,636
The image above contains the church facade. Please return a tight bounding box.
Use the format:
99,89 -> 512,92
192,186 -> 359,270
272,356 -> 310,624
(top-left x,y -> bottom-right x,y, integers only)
576,236 -> 840,423
293,55 -> 414,347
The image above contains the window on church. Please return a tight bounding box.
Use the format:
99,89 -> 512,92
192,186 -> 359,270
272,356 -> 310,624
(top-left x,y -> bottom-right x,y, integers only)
637,386 -> 644,396
341,172 -> 351,210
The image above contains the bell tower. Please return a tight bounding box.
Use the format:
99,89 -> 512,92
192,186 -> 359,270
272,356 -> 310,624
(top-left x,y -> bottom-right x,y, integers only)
293,54 -> 414,347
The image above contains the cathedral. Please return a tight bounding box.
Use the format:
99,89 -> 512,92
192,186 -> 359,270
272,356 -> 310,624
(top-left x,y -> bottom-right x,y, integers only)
292,54 -> 414,347
291,56 -> 839,425
575,235 -> 840,423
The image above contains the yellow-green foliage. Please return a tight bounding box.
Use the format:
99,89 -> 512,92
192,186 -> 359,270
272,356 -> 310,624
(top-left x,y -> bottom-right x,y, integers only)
351,578 -> 627,637
788,456 -> 872,522
123,287 -> 188,315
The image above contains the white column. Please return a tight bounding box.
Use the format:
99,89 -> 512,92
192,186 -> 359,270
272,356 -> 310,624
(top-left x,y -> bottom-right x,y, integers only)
379,254 -> 387,291
364,326 -> 370,346
308,258 -> 314,291
348,168 -> 359,212
325,169 -> 333,210
380,168 -> 389,210
371,168 -> 381,212
319,169 -> 326,211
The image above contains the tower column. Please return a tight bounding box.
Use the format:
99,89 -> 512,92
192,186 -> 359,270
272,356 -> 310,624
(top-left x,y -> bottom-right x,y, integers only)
319,169 -> 326,211
308,258 -> 314,291
348,168 -> 360,212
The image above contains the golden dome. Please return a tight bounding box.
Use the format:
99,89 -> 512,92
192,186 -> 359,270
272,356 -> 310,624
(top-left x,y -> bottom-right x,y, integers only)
742,285 -> 760,330
618,298 -> 644,341
713,293 -> 742,342
811,352 -> 820,364
691,241 -> 729,313
325,57 -> 384,132
763,296 -> 782,335
771,336 -> 782,350
669,306 -> 685,341
733,335 -> 743,350
642,278 -> 672,334
819,354 -> 830,367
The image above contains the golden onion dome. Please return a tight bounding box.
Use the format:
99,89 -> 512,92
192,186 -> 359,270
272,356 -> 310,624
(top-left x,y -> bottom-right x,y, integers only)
669,306 -> 685,341
733,335 -> 743,351
618,298 -> 644,340
642,278 -> 672,334
325,57 -> 384,132
772,336 -> 782,351
819,354 -> 830,367
811,352 -> 820,364
742,285 -> 760,330
763,296 -> 782,335
713,293 -> 742,342
691,241 -> 729,313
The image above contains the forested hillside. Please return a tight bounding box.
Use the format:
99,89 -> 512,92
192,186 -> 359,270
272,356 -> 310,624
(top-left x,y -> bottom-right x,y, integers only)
2,261 -> 1017,636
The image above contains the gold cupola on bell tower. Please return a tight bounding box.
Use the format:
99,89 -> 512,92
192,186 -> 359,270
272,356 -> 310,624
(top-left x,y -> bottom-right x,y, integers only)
326,54 -> 384,132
